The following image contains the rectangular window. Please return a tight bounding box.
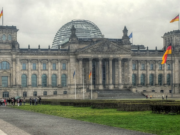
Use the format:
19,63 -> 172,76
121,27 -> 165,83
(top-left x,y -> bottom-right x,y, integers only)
167,64 -> 171,70
159,64 -> 162,70
22,63 -> 26,70
62,63 -> 66,70
141,64 -> 145,70
43,63 -> 46,70
132,64 -> 136,70
32,63 -> 36,70
150,64 -> 153,70
52,63 -> 56,70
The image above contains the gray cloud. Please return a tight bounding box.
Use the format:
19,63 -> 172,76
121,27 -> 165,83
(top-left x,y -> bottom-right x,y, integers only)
1,0 -> 180,49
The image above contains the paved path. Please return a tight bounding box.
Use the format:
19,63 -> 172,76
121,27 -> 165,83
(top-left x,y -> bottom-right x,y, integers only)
0,107 -> 155,135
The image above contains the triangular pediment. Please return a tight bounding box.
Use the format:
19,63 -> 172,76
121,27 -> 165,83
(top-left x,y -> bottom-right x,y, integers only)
77,39 -> 131,54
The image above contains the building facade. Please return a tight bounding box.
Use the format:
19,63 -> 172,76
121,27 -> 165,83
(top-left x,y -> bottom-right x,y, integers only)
0,21 -> 180,99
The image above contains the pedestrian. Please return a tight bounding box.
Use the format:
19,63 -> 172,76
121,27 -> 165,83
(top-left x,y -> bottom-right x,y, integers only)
4,99 -> 6,106
162,95 -> 164,100
166,95 -> 168,100
32,98 -> 34,105
13,98 -> 16,106
20,99 -> 22,106
39,96 -> 41,105
29,98 -> 32,105
23,98 -> 26,105
35,98 -> 37,105
17,99 -> 20,106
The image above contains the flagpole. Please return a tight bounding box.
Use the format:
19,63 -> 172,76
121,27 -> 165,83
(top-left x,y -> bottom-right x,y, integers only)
83,68 -> 84,99
132,32 -> 133,44
91,71 -> 92,100
2,8 -> 4,26
171,45 -> 173,98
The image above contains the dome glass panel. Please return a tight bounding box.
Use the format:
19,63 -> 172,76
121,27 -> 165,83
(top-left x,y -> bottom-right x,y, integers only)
52,20 -> 103,48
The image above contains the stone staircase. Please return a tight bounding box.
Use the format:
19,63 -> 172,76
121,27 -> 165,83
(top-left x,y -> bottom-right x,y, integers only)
91,89 -> 145,99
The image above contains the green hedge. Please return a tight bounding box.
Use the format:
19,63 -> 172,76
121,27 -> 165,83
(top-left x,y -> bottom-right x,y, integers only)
150,104 -> 180,114
39,99 -> 180,112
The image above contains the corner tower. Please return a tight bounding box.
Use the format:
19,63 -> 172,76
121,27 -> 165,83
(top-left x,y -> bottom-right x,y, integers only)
0,26 -> 19,49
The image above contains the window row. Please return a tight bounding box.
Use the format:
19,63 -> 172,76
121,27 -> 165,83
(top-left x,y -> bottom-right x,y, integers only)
132,74 -> 171,86
2,91 -> 68,98
132,63 -> 171,70
21,74 -> 67,87
22,63 -> 66,70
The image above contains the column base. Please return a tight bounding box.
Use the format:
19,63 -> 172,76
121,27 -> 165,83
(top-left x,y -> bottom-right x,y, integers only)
118,84 -> 123,89
109,84 -> 114,89
99,85 -> 103,90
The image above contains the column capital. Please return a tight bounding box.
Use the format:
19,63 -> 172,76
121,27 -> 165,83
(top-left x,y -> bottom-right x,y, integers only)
98,58 -> 103,61
118,57 -> 122,61
109,57 -> 113,61
78,58 -> 83,61
128,58 -> 132,61
89,58 -> 93,61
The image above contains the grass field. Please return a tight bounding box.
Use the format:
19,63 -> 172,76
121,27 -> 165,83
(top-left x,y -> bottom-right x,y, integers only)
12,104 -> 180,135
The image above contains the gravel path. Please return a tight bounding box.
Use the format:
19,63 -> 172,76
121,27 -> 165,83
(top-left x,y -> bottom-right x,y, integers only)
0,106 -> 155,135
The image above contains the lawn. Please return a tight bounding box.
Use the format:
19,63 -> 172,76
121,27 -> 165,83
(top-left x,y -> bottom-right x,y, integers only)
12,104 -> 180,135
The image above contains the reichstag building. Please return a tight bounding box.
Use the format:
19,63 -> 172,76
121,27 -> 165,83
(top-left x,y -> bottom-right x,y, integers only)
0,19 -> 180,99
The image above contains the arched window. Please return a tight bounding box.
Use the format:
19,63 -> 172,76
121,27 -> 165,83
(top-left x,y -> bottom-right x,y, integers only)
167,74 -> 171,86
0,61 -> 10,70
33,91 -> 37,96
23,92 -> 27,97
21,74 -> 27,87
3,91 -> 9,98
42,74 -> 47,87
61,74 -> 67,87
43,91 -> 47,96
158,74 -> 163,85
149,74 -> 154,86
31,74 -> 37,87
141,74 -> 145,86
51,74 -> 57,87
132,74 -> 136,86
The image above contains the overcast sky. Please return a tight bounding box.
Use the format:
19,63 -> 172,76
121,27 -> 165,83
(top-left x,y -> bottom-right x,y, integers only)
1,0 -> 180,49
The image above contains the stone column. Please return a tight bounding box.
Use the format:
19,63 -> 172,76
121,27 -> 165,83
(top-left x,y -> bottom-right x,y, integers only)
95,60 -> 99,88
128,58 -> 132,86
16,58 -> 20,87
12,58 -> 16,87
58,60 -> 61,87
38,60 -> 41,87
137,60 -> 140,85
109,58 -> 113,89
89,58 -> 92,88
98,58 -> 103,89
174,59 -> 179,87
28,60 -> 31,87
155,61 -> 158,85
146,60 -> 149,85
48,60 -> 51,87
79,58 -> 83,86
164,63 -> 167,85
105,60 -> 109,86
118,58 -> 122,89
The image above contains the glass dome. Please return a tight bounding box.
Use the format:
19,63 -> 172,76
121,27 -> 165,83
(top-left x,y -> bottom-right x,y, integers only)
52,20 -> 103,48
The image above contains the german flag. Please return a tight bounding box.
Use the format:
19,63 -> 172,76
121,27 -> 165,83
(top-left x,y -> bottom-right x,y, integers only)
89,71 -> 92,80
161,45 -> 172,64
0,10 -> 3,18
170,15 -> 179,23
